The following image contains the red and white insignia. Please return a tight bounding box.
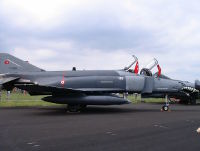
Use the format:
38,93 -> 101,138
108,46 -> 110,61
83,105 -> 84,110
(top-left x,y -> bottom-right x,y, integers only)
61,74 -> 65,86
4,60 -> 10,65
61,80 -> 65,85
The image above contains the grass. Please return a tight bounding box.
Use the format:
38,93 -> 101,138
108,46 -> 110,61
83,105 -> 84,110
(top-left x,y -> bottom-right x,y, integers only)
0,91 -> 165,108
0,100 -> 61,107
128,95 -> 164,104
0,91 -> 62,107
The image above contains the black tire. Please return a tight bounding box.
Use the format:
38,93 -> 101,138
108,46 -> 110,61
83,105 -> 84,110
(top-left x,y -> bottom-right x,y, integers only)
67,105 -> 87,112
162,105 -> 169,111
67,105 -> 80,112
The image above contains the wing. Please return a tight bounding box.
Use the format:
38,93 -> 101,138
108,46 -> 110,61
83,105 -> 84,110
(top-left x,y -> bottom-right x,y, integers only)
14,84 -> 82,95
15,83 -> 124,95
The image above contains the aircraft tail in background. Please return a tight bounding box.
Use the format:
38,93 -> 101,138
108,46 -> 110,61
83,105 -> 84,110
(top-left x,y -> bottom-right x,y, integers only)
0,53 -> 44,74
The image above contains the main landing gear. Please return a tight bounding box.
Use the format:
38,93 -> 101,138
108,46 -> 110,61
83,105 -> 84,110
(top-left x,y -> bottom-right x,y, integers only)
67,104 -> 87,112
161,95 -> 170,112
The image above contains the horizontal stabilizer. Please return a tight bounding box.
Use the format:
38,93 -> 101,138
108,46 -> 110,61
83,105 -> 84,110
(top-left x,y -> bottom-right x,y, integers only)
0,77 -> 19,85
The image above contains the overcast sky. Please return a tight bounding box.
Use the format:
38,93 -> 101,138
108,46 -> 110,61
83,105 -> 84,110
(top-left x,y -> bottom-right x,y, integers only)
0,0 -> 200,82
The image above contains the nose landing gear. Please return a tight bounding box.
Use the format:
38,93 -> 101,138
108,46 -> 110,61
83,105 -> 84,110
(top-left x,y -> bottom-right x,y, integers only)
162,105 -> 169,111
161,95 -> 170,112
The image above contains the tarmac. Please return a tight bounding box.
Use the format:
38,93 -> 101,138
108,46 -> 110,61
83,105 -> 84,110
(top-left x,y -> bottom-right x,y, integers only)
0,103 -> 200,151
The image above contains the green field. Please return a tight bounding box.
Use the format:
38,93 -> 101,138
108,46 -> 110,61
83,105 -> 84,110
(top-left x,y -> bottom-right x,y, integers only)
128,95 -> 164,104
0,91 -> 62,107
0,91 -> 165,107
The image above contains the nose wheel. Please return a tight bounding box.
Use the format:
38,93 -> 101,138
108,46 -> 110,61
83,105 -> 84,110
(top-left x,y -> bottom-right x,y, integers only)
162,105 -> 169,111
161,95 -> 170,112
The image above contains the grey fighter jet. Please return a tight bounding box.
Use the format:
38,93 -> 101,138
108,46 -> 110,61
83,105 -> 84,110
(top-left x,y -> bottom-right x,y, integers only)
0,53 -> 199,112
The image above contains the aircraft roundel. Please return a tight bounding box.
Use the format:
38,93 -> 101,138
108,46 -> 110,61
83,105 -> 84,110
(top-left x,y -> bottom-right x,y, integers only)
4,60 -> 10,65
61,80 -> 65,85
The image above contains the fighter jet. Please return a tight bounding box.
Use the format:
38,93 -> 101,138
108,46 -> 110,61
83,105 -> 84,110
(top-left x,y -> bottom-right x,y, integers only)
0,53 -> 199,112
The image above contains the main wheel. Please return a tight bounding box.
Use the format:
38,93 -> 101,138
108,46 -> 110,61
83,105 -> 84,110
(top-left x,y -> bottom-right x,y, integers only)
67,105 -> 87,112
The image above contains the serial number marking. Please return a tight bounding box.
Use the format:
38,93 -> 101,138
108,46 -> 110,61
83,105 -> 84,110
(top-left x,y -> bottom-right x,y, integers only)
100,81 -> 114,84
156,88 -> 168,90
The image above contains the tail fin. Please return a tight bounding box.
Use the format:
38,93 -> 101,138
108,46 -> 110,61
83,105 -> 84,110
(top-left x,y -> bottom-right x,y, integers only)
0,53 -> 44,74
